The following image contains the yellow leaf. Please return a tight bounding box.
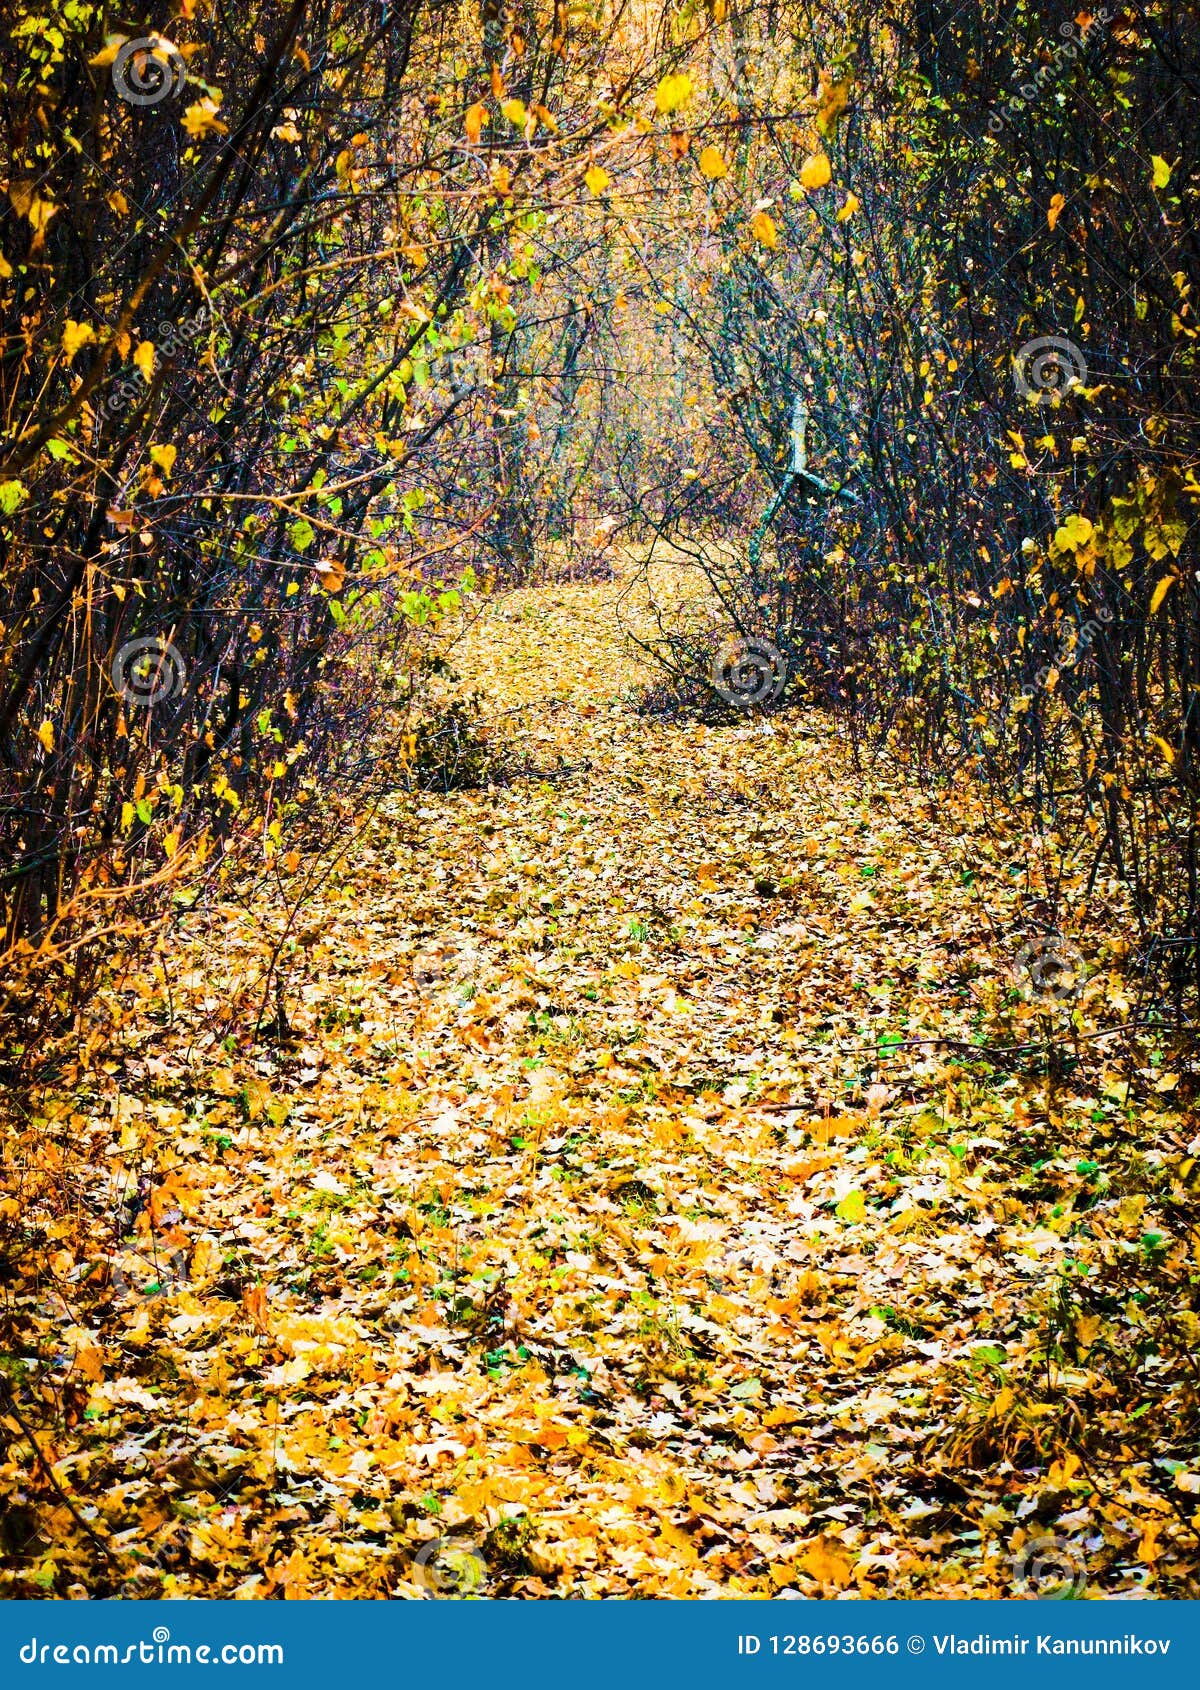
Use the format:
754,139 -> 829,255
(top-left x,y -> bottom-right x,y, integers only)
88,34 -> 130,68
1150,735 -> 1178,767
835,1190 -> 867,1223
816,77 -> 851,138
799,1536 -> 853,1588
836,192 -> 860,222
163,829 -> 180,860
655,72 -> 692,115
584,164 -> 611,196
1151,155 -> 1172,190
697,145 -> 727,180
0,251 -> 11,279
799,152 -> 832,191
133,341 -> 155,381
1047,192 -> 1065,230
750,209 -> 777,249
37,720 -> 54,754
62,320 -> 95,364
1053,513 -> 1093,551
7,180 -> 56,234
150,444 -> 177,476
1149,574 -> 1175,614
491,162 -> 512,197
464,102 -> 486,144
181,99 -> 228,141
501,98 -> 527,126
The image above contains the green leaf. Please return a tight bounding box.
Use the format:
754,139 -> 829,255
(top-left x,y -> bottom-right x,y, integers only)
835,1190 -> 867,1223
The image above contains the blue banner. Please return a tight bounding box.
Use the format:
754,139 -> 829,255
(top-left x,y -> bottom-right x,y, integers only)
1,1602 -> 1196,1690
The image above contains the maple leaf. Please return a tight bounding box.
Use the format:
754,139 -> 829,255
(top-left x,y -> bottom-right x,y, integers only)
181,99 -> 228,140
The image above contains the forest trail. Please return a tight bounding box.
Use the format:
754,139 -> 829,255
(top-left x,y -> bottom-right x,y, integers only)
14,559 -> 1189,1600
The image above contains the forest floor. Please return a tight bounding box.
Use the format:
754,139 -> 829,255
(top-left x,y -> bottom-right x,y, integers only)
5,555 -> 1198,1600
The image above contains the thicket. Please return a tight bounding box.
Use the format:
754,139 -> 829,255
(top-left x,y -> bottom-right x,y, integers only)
0,0 -> 659,1059
626,0 -> 1200,1016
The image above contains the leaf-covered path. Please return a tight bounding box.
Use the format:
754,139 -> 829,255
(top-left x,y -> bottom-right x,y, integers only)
12,562 -> 1196,1599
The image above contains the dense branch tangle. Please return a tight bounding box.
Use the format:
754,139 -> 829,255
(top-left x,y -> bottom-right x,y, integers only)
0,0 -> 668,1037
